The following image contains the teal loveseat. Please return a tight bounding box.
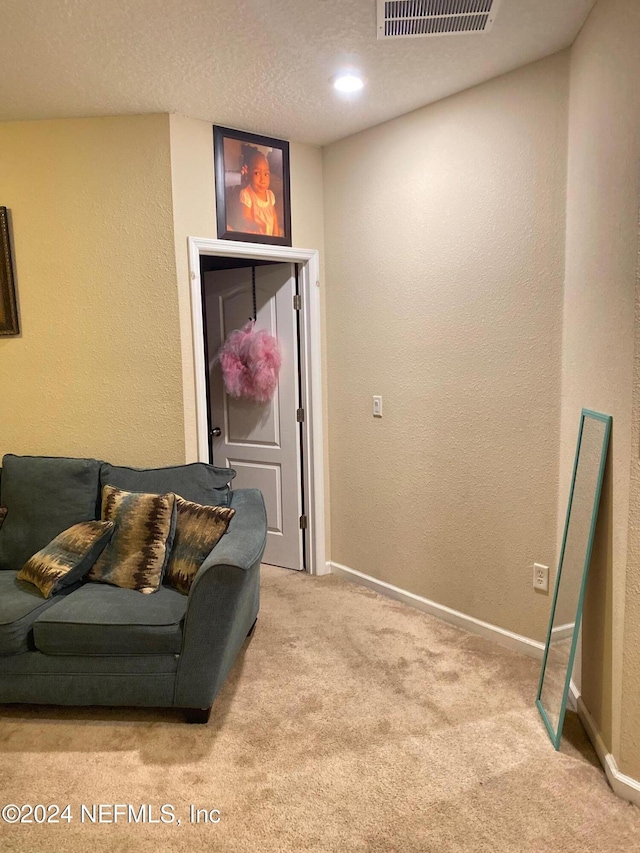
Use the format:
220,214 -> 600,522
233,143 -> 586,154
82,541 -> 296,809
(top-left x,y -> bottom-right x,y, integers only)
0,455 -> 267,722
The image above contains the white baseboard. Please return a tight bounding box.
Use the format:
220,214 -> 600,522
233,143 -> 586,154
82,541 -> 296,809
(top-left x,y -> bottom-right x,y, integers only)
328,561 -> 545,659
571,688 -> 640,806
327,562 -> 640,805
568,679 -> 579,711
551,622 -> 575,641
327,562 -> 640,804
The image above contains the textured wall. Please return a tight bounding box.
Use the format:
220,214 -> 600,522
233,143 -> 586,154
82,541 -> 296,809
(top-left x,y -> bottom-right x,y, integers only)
169,114 -> 217,463
289,142 -> 331,559
0,0 -> 595,146
323,53 -> 569,640
167,120 -> 331,555
562,0 -> 640,775
0,112 -> 328,548
0,115 -> 184,466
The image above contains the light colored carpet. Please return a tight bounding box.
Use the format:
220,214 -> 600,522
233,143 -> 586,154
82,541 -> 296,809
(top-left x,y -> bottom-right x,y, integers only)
1,565 -> 639,852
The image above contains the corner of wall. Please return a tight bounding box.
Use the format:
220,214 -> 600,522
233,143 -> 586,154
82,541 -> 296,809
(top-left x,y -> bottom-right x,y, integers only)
289,141 -> 331,561
169,114 -> 218,462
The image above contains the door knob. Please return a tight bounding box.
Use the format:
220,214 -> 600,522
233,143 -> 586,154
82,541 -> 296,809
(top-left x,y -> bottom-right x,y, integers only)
210,427 -> 222,437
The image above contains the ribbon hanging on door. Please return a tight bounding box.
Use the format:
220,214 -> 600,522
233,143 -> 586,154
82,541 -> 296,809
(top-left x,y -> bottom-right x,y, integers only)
216,266 -> 282,404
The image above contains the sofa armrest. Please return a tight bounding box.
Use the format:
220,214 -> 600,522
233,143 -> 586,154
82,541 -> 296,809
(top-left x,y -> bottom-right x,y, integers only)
173,488 -> 266,710
194,488 -> 267,577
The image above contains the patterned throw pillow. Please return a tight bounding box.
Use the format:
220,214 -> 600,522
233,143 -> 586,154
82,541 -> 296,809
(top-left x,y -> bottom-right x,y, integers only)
0,507 -> 7,529
17,520 -> 114,598
164,495 -> 236,595
88,485 -> 176,594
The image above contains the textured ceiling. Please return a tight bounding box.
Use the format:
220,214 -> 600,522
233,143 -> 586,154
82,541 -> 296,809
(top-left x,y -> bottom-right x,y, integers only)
0,0 -> 596,146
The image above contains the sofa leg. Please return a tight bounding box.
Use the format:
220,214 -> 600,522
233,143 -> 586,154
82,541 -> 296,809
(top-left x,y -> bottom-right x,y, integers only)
184,706 -> 212,724
247,618 -> 257,638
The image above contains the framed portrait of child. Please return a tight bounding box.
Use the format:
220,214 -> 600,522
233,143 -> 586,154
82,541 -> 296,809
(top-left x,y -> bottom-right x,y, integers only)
213,126 -> 292,246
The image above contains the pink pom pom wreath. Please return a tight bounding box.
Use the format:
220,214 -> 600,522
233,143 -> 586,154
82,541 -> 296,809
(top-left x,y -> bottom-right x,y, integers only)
217,320 -> 282,404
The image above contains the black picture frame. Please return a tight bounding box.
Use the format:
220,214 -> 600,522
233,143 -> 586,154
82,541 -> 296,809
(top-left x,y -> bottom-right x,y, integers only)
213,126 -> 292,246
0,207 -> 19,336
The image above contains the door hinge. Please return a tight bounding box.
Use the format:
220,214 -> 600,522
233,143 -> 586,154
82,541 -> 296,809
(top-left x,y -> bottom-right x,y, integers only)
299,515 -> 308,529
293,293 -> 302,310
296,408 -> 305,422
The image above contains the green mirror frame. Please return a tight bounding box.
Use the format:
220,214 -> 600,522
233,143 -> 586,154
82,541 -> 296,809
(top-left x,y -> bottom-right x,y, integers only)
536,408 -> 612,750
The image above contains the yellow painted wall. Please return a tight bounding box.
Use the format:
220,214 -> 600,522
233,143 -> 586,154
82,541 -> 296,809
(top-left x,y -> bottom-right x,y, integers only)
0,111 -> 328,549
0,114 -> 185,466
168,117 -> 330,555
0,29 -> 638,785
169,114 -> 217,463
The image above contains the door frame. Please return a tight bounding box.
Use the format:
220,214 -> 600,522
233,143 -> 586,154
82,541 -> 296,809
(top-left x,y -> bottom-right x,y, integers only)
188,236 -> 327,576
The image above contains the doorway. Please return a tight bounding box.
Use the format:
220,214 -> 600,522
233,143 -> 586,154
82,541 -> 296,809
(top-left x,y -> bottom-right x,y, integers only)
203,259 -> 304,571
187,237 -> 326,576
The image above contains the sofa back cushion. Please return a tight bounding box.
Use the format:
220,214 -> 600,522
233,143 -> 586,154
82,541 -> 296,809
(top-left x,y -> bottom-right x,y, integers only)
0,455 -> 102,571
100,461 -> 235,507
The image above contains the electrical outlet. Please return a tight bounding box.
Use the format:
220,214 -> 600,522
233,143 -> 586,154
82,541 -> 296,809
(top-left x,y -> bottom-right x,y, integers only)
533,563 -> 549,592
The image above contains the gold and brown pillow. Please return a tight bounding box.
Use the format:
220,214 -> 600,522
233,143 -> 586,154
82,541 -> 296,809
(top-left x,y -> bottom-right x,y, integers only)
88,485 -> 176,594
17,520 -> 114,598
165,495 -> 235,595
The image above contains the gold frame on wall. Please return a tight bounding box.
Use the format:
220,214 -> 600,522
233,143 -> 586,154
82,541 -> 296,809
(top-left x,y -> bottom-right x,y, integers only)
0,207 -> 19,336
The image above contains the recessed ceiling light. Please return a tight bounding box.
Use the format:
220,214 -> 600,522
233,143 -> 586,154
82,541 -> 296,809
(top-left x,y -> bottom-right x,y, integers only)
333,74 -> 364,93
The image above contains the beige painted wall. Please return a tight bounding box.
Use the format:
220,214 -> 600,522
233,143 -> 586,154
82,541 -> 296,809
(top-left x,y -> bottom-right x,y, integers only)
0,114 -> 185,466
289,142 -> 330,558
0,110 -> 327,550
323,53 -> 569,641
289,142 -> 326,267
168,119 -> 330,553
169,114 -> 218,463
562,0 -> 640,776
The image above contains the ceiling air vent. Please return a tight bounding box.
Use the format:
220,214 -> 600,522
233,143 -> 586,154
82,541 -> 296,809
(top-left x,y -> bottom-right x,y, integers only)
377,0 -> 502,39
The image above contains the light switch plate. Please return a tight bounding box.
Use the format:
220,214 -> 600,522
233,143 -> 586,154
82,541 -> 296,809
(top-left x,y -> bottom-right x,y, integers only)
373,396 -> 382,417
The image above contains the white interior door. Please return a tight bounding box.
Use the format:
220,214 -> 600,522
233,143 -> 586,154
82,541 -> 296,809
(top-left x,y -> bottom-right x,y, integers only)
204,263 -> 303,571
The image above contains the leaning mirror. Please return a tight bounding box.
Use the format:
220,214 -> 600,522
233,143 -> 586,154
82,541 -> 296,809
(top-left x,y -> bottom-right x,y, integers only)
537,408 -> 611,749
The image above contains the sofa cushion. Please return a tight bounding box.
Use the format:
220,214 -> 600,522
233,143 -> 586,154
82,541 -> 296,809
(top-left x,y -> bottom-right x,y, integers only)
0,455 -> 102,571
17,520 -> 114,598
88,486 -> 176,594
33,582 -> 188,656
100,461 -> 234,507
165,496 -> 236,595
0,571 -> 60,655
